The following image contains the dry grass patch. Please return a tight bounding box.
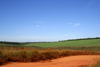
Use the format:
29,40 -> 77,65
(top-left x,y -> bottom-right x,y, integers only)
0,47 -> 100,66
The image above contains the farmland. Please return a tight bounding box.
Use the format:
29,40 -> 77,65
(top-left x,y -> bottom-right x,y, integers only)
1,38 -> 100,48
25,38 -> 100,47
0,38 -> 100,66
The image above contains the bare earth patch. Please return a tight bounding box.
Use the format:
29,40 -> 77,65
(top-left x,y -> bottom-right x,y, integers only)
1,55 -> 100,67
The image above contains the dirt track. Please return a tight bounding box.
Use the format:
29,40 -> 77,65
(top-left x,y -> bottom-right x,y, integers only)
1,55 -> 100,67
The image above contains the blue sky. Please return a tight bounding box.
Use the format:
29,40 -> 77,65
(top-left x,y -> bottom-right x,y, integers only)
0,0 -> 100,42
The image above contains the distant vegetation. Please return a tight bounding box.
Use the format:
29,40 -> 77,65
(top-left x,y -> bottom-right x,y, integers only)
0,37 -> 100,66
0,37 -> 100,45
59,37 -> 100,42
25,38 -> 100,48
0,41 -> 21,45
0,37 -> 100,47
0,37 -> 100,51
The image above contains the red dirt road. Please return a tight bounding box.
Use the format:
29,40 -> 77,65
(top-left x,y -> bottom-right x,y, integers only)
1,55 -> 100,67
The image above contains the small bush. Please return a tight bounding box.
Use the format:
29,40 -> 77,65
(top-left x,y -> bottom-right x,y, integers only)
28,51 -> 40,62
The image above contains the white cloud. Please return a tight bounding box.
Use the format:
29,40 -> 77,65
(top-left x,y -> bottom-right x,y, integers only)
39,22 -> 43,23
88,0 -> 95,7
36,25 -> 39,27
86,0 -> 97,8
74,23 -> 80,27
69,23 -> 73,24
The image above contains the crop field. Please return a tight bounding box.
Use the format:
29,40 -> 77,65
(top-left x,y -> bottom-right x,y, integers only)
25,39 -> 100,47
0,38 -> 100,66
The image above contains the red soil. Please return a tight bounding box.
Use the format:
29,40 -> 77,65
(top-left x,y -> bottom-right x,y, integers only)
1,55 -> 100,67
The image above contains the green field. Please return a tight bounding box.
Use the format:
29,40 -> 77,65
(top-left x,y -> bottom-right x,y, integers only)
0,38 -> 100,48
25,39 -> 100,47
1,38 -> 100,65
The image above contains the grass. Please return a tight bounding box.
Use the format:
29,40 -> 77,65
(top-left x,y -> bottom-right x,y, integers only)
0,47 -> 100,66
25,39 -> 100,47
0,38 -> 100,66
